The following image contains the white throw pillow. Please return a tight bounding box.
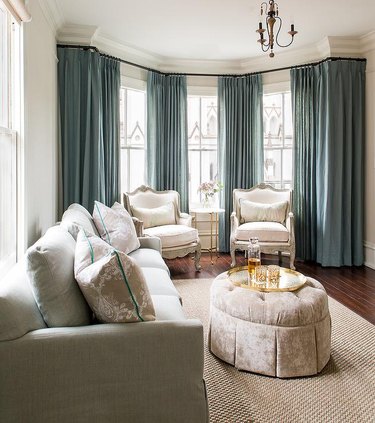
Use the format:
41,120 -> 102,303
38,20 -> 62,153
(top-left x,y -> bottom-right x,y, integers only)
131,202 -> 176,229
74,230 -> 155,323
92,201 -> 140,254
26,226 -> 91,327
240,199 -> 288,224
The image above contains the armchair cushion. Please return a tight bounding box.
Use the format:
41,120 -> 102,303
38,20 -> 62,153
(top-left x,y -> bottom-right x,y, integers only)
92,201 -> 140,254
240,199 -> 288,224
131,202 -> 176,229
236,222 -> 289,243
144,225 -> 199,248
75,231 -> 155,323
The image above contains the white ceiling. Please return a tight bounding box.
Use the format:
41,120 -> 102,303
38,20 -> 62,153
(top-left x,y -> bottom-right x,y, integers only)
55,0 -> 375,61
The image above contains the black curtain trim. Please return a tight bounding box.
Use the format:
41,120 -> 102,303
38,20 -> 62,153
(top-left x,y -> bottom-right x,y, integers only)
57,44 -> 366,78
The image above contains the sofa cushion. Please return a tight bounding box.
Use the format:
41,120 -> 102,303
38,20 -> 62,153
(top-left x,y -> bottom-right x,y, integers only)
0,261 -> 47,341
26,226 -> 91,327
144,225 -> 198,248
61,203 -> 99,240
128,248 -> 170,275
236,222 -> 289,242
131,202 -> 176,229
240,200 -> 288,224
92,201 -> 140,254
75,231 -> 155,323
142,267 -> 180,298
152,295 -> 186,321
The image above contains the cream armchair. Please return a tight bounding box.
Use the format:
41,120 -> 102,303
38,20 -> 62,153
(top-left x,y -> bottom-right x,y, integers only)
123,185 -> 201,271
230,183 -> 295,269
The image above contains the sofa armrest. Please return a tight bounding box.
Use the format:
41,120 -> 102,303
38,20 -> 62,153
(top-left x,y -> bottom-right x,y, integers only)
178,212 -> 193,227
138,236 -> 162,253
0,321 -> 208,423
132,216 -> 144,237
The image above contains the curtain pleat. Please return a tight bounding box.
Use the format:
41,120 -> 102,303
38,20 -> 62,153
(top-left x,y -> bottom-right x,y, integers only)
57,48 -> 120,214
291,60 -> 365,266
146,71 -> 189,212
218,75 -> 264,252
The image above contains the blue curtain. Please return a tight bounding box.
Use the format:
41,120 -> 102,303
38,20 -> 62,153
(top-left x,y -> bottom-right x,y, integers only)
57,47 -> 120,213
146,71 -> 189,212
291,59 -> 366,266
218,75 -> 264,252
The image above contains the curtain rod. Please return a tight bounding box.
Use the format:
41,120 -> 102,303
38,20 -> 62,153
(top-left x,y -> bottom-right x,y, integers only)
56,44 -> 366,77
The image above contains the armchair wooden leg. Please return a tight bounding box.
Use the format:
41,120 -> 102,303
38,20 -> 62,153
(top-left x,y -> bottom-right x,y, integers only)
290,246 -> 296,270
278,251 -> 282,264
230,246 -> 236,268
194,245 -> 202,272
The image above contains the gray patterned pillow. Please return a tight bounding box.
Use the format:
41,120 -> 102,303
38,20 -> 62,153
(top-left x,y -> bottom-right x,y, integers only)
92,201 -> 140,254
74,230 -> 155,323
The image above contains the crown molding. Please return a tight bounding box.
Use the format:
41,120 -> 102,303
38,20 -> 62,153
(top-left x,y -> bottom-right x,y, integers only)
57,24 -> 99,45
55,23 -> 372,74
93,30 -> 164,69
360,31 -> 375,53
38,0 -> 64,35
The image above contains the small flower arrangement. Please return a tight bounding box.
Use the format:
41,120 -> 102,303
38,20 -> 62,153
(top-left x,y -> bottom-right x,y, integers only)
198,180 -> 224,207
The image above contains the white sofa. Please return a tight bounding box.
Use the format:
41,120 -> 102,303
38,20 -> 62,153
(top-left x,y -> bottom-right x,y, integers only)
0,204 -> 208,423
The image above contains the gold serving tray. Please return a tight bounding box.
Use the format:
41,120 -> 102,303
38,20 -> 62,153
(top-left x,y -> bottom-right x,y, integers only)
227,266 -> 307,292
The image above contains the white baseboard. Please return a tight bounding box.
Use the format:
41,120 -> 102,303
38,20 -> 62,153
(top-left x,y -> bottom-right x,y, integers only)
364,241 -> 375,270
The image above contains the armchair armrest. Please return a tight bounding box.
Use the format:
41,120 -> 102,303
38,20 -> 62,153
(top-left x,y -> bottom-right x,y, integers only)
286,212 -> 295,243
178,212 -> 193,227
0,321 -> 207,422
132,216 -> 144,237
230,211 -> 239,235
138,236 -> 162,253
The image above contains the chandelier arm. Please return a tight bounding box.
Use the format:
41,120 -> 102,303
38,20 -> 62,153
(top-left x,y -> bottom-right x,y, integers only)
274,16 -> 295,48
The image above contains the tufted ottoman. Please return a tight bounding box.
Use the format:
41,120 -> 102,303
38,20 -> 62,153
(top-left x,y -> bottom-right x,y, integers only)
208,272 -> 331,378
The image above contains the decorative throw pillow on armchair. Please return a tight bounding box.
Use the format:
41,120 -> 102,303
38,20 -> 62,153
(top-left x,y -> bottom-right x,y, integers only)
130,202 -> 176,228
240,199 -> 288,224
74,230 -> 155,323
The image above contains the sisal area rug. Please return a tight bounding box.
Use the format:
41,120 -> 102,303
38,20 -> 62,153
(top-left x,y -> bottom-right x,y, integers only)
173,278 -> 375,423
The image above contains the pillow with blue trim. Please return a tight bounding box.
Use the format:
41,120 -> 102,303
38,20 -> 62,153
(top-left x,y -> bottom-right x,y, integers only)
92,201 -> 140,255
74,230 -> 155,323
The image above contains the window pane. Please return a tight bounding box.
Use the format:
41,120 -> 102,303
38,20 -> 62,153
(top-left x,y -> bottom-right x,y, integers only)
120,87 -> 146,193
0,5 -> 8,127
128,149 -> 145,192
284,92 -> 293,138
264,149 -> 281,182
0,129 -> 17,275
189,150 -> 201,204
282,149 -> 293,181
264,92 -> 293,189
127,89 -> 145,146
187,95 -> 218,206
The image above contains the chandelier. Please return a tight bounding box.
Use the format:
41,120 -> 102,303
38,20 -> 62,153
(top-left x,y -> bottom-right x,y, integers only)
256,0 -> 298,58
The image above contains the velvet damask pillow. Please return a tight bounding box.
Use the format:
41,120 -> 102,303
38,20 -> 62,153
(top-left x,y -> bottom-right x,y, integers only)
92,201 -> 140,254
74,230 -> 155,323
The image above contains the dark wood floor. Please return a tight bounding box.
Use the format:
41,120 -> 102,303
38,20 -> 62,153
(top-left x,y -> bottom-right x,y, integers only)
166,252 -> 375,325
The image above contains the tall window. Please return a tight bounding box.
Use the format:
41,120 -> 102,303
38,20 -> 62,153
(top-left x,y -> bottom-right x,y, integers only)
187,96 -> 218,205
0,2 -> 21,277
263,92 -> 293,189
120,87 -> 146,193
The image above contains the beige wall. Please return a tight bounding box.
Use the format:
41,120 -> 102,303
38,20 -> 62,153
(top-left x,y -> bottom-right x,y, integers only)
22,0 -> 58,248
